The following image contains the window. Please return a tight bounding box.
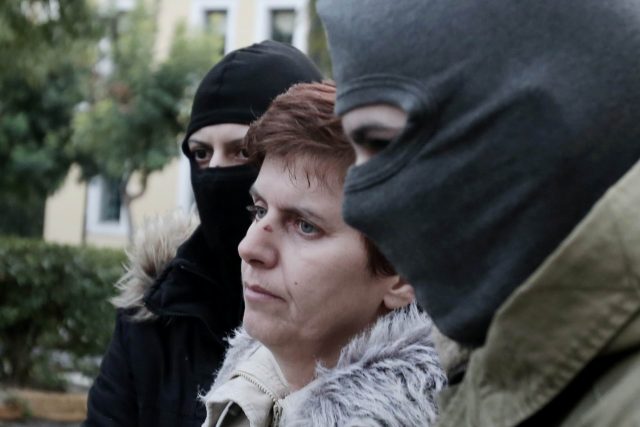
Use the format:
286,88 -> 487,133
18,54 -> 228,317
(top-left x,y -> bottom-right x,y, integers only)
98,177 -> 122,222
204,9 -> 227,56
269,9 -> 295,44
257,0 -> 309,53
86,175 -> 129,236
190,0 -> 235,54
114,0 -> 134,10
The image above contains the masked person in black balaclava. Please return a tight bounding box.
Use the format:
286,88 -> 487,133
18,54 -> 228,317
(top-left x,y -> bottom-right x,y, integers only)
84,40 -> 322,427
318,1 -> 640,426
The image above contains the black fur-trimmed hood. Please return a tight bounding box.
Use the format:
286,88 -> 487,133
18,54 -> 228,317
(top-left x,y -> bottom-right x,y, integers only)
110,210 -> 199,320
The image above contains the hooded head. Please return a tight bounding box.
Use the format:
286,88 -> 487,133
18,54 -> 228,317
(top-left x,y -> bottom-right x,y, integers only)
318,0 -> 640,346
182,40 -> 323,157
183,40 -> 322,260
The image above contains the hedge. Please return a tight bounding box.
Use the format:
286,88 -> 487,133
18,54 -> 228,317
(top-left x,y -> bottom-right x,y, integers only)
0,237 -> 125,389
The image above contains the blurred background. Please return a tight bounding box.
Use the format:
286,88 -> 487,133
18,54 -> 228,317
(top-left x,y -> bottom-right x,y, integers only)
0,0 -> 330,423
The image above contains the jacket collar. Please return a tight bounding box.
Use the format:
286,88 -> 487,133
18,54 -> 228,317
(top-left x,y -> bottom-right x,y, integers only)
202,305 -> 446,426
437,160 -> 640,427
204,345 -> 288,427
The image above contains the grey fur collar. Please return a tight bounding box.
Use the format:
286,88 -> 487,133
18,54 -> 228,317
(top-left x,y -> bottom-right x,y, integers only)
110,210 -> 199,320
206,304 -> 447,426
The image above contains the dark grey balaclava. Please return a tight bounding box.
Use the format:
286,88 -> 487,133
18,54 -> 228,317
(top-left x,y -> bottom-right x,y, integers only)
184,40 -> 322,258
319,0 -> 640,346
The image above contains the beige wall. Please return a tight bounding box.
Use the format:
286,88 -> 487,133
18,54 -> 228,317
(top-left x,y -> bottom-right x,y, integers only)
43,165 -> 87,246
129,158 -> 183,224
85,232 -> 129,248
155,0 -> 190,61
236,0 -> 258,48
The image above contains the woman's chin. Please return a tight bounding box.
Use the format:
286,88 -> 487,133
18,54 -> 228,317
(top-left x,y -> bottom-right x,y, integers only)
243,310 -> 282,347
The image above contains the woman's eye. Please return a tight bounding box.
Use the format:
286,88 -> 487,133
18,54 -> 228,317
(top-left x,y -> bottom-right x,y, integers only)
297,219 -> 318,235
360,137 -> 392,152
191,148 -> 212,167
246,204 -> 267,221
238,148 -> 249,159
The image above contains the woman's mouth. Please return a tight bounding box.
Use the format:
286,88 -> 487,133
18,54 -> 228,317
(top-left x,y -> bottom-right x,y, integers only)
244,283 -> 284,302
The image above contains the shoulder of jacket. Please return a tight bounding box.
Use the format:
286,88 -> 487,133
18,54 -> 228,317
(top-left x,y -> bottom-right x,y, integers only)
562,348 -> 640,426
110,209 -> 199,321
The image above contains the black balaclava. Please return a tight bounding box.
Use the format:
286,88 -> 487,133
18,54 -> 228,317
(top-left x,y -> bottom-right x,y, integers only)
319,0 -> 640,346
182,40 -> 322,282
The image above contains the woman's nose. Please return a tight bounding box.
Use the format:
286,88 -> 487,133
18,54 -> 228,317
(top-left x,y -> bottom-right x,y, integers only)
238,221 -> 278,269
209,151 -> 234,168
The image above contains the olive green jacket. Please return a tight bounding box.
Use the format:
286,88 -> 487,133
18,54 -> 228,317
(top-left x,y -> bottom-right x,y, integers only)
436,160 -> 640,427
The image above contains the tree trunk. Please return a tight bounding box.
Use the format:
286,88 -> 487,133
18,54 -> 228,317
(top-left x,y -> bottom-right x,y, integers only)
119,175 -> 135,245
120,171 -> 149,245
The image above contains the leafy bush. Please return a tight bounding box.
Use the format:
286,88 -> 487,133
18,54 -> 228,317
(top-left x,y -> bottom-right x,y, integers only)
0,237 -> 125,389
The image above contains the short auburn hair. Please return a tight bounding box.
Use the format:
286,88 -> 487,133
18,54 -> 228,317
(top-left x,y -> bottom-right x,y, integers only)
245,81 -> 395,277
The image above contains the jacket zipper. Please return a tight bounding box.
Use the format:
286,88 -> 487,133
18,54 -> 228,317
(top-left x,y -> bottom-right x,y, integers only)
177,262 -> 217,285
235,370 -> 284,426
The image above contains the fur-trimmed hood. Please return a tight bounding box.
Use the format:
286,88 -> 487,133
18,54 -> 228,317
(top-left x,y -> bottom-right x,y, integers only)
110,210 -> 199,320
202,304 -> 447,426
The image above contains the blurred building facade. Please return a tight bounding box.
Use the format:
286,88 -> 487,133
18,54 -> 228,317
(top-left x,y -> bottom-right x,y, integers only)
43,0 -> 311,248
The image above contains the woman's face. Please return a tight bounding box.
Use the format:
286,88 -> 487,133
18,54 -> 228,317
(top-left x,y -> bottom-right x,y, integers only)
238,156 -> 407,363
187,123 -> 250,168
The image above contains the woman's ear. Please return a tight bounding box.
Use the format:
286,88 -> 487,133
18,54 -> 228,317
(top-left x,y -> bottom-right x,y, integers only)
382,276 -> 415,310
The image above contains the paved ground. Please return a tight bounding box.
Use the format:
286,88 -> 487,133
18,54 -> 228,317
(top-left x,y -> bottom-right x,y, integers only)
0,422 -> 80,427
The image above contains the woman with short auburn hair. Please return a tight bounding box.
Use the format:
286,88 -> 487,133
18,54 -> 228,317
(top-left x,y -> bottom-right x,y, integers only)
201,82 -> 445,427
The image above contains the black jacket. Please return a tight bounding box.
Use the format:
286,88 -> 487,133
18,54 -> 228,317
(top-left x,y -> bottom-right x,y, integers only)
84,216 -> 243,427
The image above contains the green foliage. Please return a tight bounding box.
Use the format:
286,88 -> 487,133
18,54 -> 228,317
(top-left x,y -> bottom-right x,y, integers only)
0,193 -> 46,239
308,0 -> 332,77
72,0 -> 221,220
0,237 -> 125,389
0,0 -> 101,237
